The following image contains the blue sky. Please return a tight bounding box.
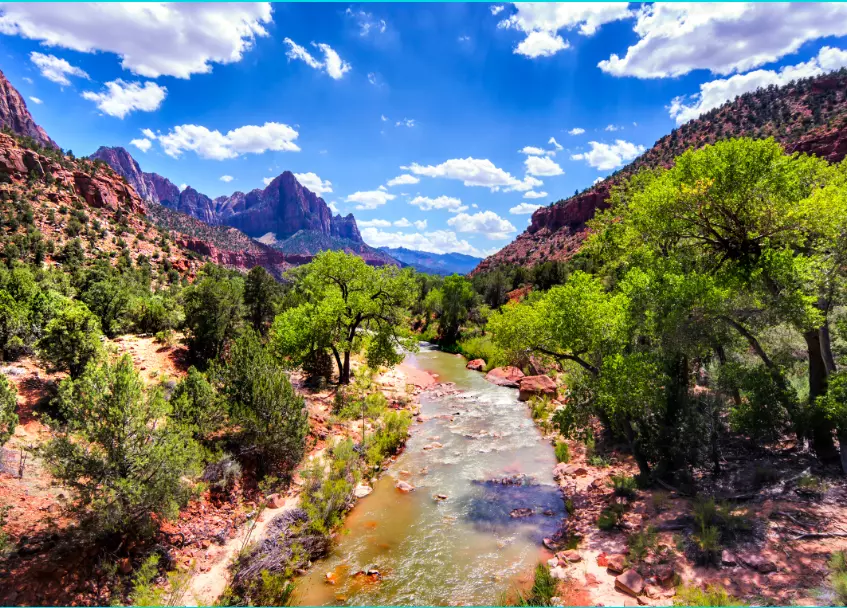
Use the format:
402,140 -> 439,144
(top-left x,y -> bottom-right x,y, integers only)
2,2 -> 847,257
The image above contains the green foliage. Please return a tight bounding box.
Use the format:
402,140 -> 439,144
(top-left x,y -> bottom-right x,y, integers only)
128,554 -> 192,607
270,251 -> 417,383
456,335 -> 507,371
627,525 -> 658,563
597,503 -> 626,531
40,355 -> 202,536
248,571 -> 296,607
438,274 -> 478,345
513,563 -> 558,607
830,551 -> 847,606
674,584 -> 746,606
722,363 -> 794,443
170,366 -> 225,441
300,439 -> 359,536
0,374 -> 18,445
366,409 -> 411,466
610,474 -> 638,499
691,497 -> 751,564
37,299 -> 103,377
183,264 -> 244,364
554,441 -> 570,464
797,473 -> 829,495
244,265 -> 281,335
215,331 -> 308,476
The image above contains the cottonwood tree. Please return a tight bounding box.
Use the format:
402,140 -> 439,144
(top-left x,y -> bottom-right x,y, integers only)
270,251 -> 417,384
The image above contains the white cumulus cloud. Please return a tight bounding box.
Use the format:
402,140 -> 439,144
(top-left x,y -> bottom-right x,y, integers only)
568,127 -> 585,135
525,155 -> 563,177
447,210 -> 516,239
523,191 -> 548,200
510,202 -> 543,214
29,52 -> 89,86
294,171 -> 333,195
361,227 -> 490,257
598,3 -> 847,79
571,139 -> 645,171
359,219 -> 392,228
499,3 -> 633,58
158,122 -> 300,160
82,80 -> 166,118
669,46 -> 847,124
548,136 -> 563,151
220,175 -> 234,183
386,174 -> 419,187
1,3 -> 272,79
403,157 -> 541,192
130,138 -> 151,152
28,96 -> 42,105
409,195 -> 468,213
283,38 -> 351,79
519,145 -> 547,155
346,190 -> 396,210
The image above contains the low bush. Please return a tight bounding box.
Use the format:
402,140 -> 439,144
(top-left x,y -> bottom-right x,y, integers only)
597,503 -> 626,531
554,441 -> 570,463
627,526 -> 658,563
366,410 -> 412,466
610,474 -> 638,499
674,584 -> 746,606
128,554 -> 192,606
457,335 -> 507,371
830,550 -> 847,606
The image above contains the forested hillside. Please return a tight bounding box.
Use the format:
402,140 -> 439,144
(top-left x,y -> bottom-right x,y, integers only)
475,68 -> 847,273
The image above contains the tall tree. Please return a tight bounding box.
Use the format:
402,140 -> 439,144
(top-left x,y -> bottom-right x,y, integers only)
270,251 -> 416,384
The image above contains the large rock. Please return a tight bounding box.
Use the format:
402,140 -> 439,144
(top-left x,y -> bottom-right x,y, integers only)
615,570 -> 644,596
518,375 -> 558,401
395,480 -> 415,493
606,554 -> 627,574
485,366 -> 525,388
353,484 -> 373,499
466,359 -> 486,371
0,68 -> 56,148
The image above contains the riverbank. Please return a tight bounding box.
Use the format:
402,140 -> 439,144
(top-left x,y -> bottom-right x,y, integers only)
460,358 -> 847,607
184,357 -> 438,605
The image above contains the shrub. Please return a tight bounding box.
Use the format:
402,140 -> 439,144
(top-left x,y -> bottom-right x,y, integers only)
691,497 -> 751,564
0,374 -> 18,445
170,366 -> 225,441
37,300 -> 102,377
183,266 -> 244,364
457,335 -> 506,371
797,474 -> 829,496
589,455 -> 610,468
627,526 -> 658,563
598,503 -> 626,531
674,584 -> 746,606
40,355 -> 202,536
300,440 -> 359,536
610,474 -> 638,499
512,563 -> 558,607
366,410 -> 411,466
554,441 -> 570,463
128,554 -> 192,607
201,453 -> 242,494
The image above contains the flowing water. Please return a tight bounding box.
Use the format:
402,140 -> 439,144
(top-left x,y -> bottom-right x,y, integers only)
294,345 -> 564,606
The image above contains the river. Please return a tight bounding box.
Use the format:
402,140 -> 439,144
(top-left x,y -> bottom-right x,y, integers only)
294,344 -> 564,606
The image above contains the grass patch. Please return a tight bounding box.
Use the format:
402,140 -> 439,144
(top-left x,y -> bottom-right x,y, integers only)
554,441 -> 570,463
627,526 -> 658,563
674,584 -> 746,606
588,455 -> 610,468
597,503 -> 626,531
830,550 -> 847,605
610,474 -> 638,499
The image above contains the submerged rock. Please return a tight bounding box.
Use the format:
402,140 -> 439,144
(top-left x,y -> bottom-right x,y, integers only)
395,480 -> 415,493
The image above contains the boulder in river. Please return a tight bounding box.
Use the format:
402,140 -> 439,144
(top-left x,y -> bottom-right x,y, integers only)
395,480 -> 415,493
518,375 -> 558,401
354,484 -> 373,498
466,358 -> 486,371
485,366 -> 525,388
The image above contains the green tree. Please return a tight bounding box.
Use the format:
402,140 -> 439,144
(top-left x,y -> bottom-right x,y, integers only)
170,366 -> 225,441
215,332 -> 309,475
183,264 -> 244,364
244,266 -> 280,335
438,274 -> 477,345
37,300 -> 103,377
270,251 -> 416,384
0,374 -> 18,445
40,355 -> 201,535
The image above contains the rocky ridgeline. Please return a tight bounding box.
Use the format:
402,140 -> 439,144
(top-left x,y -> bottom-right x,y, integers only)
0,70 -> 56,149
474,70 -> 847,274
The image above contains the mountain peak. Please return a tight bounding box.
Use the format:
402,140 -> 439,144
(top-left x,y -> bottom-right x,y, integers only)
0,68 -> 57,149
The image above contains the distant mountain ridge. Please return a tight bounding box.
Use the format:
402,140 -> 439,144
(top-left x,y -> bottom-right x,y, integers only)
90,146 -> 396,267
474,68 -> 847,275
378,247 -> 481,275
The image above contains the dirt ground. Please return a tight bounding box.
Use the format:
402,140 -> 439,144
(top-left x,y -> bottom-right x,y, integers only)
0,344 -> 435,606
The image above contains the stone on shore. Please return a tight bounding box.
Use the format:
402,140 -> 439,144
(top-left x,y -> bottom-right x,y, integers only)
615,570 -> 645,596
354,484 -> 373,498
518,375 -> 558,401
466,359 -> 486,371
485,366 -> 525,388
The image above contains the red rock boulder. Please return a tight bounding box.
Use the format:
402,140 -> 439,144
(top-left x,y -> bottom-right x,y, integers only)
466,358 -> 486,371
518,374 -> 558,401
485,366 -> 525,388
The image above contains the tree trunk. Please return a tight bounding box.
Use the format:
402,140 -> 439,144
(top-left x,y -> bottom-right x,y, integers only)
838,429 -> 847,477
625,421 -> 651,480
821,321 -> 837,374
804,329 -> 838,462
715,345 -> 742,406
340,350 -> 352,385
331,347 -> 343,384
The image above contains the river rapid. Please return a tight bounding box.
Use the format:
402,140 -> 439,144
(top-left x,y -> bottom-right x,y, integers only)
294,344 -> 564,606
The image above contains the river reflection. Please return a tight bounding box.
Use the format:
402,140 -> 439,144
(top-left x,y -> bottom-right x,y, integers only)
294,345 -> 564,606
